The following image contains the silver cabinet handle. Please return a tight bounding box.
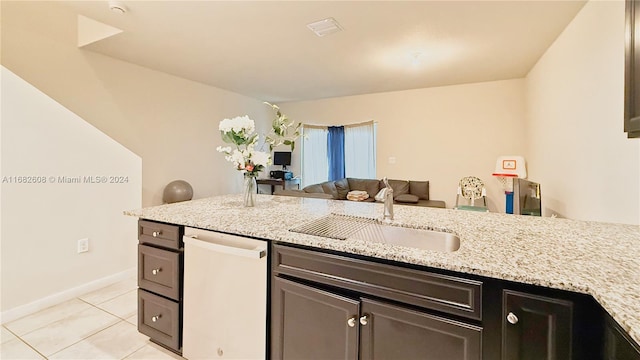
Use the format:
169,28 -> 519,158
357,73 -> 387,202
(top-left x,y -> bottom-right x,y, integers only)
151,314 -> 161,322
507,312 -> 519,324
151,268 -> 162,275
152,231 -> 162,237
347,317 -> 357,327
360,315 -> 369,326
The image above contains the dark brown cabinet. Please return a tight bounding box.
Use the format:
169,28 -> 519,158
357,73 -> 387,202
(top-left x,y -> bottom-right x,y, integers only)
359,298 -> 481,360
502,289 -> 573,360
137,220 -> 184,354
605,315 -> 640,360
271,244 -> 482,360
272,277 -> 359,360
626,0 -> 640,138
138,289 -> 181,351
272,277 -> 482,360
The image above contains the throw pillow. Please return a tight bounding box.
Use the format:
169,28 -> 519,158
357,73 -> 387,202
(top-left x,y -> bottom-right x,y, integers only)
409,181 -> 430,200
394,194 -> 420,203
320,181 -> 339,199
334,178 -> 350,199
374,188 -> 387,202
347,178 -> 381,199
303,184 -> 324,193
384,179 -> 410,198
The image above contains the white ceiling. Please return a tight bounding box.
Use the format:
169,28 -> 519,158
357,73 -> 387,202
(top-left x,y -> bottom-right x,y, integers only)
60,1 -> 586,103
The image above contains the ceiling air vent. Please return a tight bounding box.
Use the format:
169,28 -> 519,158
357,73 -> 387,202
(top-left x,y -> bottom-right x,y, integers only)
307,17 -> 343,37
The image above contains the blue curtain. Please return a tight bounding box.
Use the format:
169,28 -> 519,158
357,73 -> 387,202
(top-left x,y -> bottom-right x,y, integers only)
327,126 -> 345,181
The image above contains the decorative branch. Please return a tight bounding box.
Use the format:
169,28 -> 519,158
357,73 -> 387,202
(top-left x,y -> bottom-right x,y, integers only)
263,102 -> 301,152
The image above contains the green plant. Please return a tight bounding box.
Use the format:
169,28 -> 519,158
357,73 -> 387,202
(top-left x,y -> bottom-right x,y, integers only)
264,102 -> 301,151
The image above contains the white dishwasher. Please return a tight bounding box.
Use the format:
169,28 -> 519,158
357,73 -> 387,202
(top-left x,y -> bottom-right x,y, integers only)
182,227 -> 268,360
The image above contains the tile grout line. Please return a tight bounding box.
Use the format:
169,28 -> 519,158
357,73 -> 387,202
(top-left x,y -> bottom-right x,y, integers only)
119,342 -> 149,360
46,320 -> 127,359
10,298 -> 110,339
3,280 -> 139,360
78,293 -> 138,323
3,325 -> 49,360
15,297 -> 124,358
78,284 -> 138,307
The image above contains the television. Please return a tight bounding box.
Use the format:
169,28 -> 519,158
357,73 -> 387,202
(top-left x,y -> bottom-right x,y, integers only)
273,151 -> 291,169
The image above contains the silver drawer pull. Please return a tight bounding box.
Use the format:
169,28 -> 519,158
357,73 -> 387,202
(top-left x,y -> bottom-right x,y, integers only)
151,268 -> 162,275
359,315 -> 369,326
151,314 -> 162,322
507,312 -> 519,325
152,231 -> 162,237
347,316 -> 356,327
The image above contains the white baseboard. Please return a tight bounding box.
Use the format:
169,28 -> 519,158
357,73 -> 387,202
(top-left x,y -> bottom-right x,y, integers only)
0,268 -> 136,324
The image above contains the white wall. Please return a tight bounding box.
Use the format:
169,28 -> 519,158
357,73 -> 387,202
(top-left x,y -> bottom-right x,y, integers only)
1,1 -> 272,207
280,79 -> 527,212
0,1 -> 275,316
525,0 -> 639,224
1,67 -> 141,313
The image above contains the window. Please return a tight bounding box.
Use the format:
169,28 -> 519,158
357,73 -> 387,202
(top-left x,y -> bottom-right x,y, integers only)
301,126 -> 328,187
301,122 -> 376,187
344,122 -> 376,179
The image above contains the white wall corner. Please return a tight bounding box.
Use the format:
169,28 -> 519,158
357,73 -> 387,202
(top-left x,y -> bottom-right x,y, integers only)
77,15 -> 123,48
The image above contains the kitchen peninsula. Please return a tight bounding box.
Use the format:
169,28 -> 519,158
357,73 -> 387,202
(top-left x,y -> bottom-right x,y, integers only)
126,194 -> 640,359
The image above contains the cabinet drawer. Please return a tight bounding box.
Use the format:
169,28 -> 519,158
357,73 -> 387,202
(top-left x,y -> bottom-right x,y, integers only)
138,289 -> 181,352
139,220 -> 183,249
273,244 -> 482,320
138,244 -> 181,300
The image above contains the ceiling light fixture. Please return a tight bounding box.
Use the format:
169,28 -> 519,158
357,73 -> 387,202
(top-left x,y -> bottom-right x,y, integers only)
307,18 -> 343,37
108,1 -> 127,14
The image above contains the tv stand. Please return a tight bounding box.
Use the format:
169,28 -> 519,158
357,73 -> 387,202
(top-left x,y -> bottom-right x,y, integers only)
256,178 -> 300,195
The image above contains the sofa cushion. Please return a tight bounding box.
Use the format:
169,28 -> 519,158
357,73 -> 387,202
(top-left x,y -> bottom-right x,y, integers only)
347,178 -> 381,199
320,181 -> 339,199
303,183 -> 325,193
395,194 -> 420,204
409,181 -> 430,200
334,178 -> 350,199
274,189 -> 333,199
381,179 -> 410,198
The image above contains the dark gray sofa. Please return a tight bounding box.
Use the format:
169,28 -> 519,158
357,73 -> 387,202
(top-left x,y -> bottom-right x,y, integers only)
274,178 -> 446,208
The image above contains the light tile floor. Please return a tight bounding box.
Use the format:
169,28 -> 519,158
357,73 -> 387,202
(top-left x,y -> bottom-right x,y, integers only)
1,277 -> 183,360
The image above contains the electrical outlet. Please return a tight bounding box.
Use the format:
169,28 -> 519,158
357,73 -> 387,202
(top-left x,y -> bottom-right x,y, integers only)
77,238 -> 89,253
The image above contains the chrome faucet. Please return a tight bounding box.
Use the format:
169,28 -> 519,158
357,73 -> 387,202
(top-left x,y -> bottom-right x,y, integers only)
382,177 -> 394,221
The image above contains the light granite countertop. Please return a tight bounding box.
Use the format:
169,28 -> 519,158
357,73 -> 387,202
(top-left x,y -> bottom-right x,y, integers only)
125,194 -> 640,346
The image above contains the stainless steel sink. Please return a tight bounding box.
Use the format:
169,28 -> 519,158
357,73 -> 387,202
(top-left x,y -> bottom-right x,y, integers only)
348,224 -> 460,252
289,214 -> 460,252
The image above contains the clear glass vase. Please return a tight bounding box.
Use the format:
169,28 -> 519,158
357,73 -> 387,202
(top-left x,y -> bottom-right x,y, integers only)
243,174 -> 257,207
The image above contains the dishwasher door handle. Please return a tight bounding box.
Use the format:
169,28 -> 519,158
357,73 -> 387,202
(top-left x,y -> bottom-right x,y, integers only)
183,234 -> 267,259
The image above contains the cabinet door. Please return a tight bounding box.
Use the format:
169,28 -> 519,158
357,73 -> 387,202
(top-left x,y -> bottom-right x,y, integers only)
359,298 -> 482,360
502,290 -> 573,360
271,277 -> 359,360
605,315 -> 640,360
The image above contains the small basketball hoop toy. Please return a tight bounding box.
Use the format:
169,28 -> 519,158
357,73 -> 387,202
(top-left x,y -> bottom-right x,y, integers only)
492,156 -> 526,214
